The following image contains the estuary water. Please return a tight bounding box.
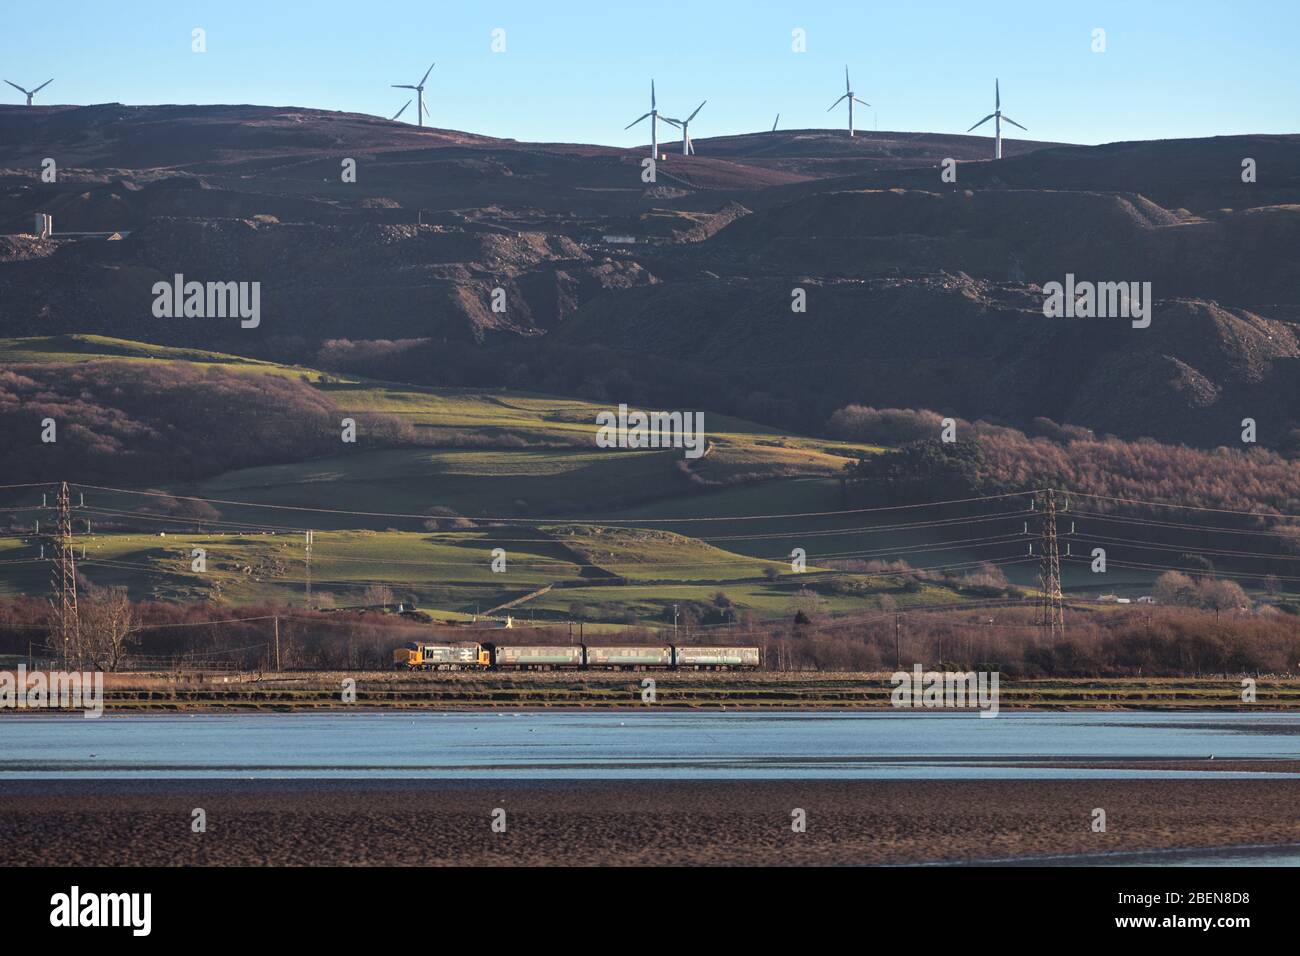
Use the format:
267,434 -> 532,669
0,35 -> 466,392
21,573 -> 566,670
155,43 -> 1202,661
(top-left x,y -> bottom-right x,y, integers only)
1,710 -> 1298,780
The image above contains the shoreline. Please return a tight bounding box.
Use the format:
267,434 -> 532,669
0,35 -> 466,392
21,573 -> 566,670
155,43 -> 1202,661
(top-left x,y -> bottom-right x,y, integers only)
4,703 -> 1299,714
5,671 -> 1300,712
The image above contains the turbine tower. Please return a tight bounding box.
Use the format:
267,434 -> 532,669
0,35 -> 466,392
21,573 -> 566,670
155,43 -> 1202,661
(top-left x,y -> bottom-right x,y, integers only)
625,80 -> 673,159
5,78 -> 52,107
827,66 -> 869,137
392,62 -> 435,127
663,100 -> 705,155
967,79 -> 1027,160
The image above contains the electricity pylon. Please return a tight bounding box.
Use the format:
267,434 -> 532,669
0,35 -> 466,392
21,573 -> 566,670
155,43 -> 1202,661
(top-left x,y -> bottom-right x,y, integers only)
50,481 -> 79,666
1036,488 -> 1064,635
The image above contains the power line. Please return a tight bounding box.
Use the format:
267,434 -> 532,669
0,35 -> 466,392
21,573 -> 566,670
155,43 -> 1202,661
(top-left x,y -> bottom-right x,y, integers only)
698,509 -> 1035,541
1071,532 -> 1300,563
1068,489 -> 1299,521
69,534 -> 1025,577
70,482 -> 1039,525
13,482 -> 1295,634
1062,554 -> 1300,584
1069,508 -> 1300,539
70,500 -> 1035,540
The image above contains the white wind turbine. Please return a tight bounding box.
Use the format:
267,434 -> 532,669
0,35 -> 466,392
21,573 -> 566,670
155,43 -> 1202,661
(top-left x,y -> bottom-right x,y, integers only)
392,62 -> 435,127
827,66 -> 869,136
662,100 -> 706,155
5,78 -> 52,106
625,80 -> 675,158
967,79 -> 1027,159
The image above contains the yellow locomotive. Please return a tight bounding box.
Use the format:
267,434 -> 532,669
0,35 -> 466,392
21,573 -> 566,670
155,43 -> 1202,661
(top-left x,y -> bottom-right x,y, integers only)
394,641 -> 491,671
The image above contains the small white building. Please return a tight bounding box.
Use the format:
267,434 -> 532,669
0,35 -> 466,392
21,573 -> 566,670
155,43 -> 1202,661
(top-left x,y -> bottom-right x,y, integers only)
27,212 -> 128,241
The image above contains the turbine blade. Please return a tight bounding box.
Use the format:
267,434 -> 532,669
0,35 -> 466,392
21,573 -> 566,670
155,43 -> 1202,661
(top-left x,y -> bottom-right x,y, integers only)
625,113 -> 650,129
661,117 -> 682,127
827,94 -> 848,111
651,79 -> 656,108
687,134 -> 694,155
845,65 -> 851,92
419,62 -> 436,87
392,84 -> 417,89
4,80 -> 27,94
392,100 -> 411,120
996,78 -> 1000,109
1002,115 -> 1027,131
772,113 -> 779,131
853,97 -> 870,107
32,79 -> 53,93
422,100 -> 431,118
687,100 -> 706,122
967,114 -> 995,132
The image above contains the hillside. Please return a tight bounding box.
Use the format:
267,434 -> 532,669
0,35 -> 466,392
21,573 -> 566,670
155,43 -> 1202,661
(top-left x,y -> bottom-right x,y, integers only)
4,335 -> 1297,626
1,106 -> 1296,450
0,106 -> 1296,630
0,337 -> 984,621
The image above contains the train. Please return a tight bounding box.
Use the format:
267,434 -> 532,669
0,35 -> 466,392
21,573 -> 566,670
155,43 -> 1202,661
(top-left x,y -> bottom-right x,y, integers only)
394,641 -> 761,671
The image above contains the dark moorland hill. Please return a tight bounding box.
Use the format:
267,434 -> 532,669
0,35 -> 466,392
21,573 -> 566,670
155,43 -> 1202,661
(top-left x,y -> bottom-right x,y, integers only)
0,104 -> 1296,450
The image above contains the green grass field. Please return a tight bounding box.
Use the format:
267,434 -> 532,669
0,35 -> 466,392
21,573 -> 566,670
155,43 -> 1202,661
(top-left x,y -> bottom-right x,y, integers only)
0,522 -> 955,621
0,335 -> 1173,623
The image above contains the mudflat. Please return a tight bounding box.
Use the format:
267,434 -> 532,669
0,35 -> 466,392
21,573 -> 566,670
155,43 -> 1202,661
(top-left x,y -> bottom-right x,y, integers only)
3,776 -> 1299,866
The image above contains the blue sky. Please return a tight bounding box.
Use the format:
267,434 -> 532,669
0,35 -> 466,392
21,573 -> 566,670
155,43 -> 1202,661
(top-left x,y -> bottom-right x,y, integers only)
2,0 -> 1295,147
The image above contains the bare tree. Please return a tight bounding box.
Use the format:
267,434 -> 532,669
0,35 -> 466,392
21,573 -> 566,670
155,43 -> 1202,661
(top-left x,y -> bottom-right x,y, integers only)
363,585 -> 396,608
1153,571 -> 1199,607
1199,579 -> 1250,619
79,586 -> 137,671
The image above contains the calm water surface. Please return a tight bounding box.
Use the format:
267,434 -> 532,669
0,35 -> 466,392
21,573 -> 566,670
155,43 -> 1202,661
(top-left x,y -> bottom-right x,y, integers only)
2,710 -> 1298,780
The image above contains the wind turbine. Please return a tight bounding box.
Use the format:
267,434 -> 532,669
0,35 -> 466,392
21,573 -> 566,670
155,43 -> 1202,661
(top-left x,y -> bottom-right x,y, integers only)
967,79 -> 1026,160
662,100 -> 705,155
5,78 -> 52,107
625,80 -> 674,159
392,62 -> 435,127
827,66 -> 869,136
391,100 -> 412,122
771,113 -> 780,132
